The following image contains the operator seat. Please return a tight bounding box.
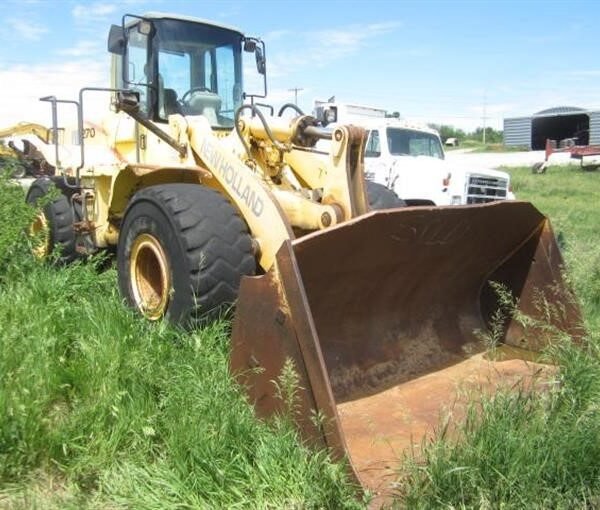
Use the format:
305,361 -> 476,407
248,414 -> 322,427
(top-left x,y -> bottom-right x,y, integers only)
187,92 -> 222,125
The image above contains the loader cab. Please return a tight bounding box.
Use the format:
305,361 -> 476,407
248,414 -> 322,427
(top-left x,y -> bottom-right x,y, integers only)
108,13 -> 263,129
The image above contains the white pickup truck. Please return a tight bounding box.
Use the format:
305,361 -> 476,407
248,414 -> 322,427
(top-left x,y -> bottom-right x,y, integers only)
314,101 -> 514,206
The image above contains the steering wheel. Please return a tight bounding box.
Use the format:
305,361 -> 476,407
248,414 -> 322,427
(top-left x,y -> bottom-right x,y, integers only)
181,87 -> 213,103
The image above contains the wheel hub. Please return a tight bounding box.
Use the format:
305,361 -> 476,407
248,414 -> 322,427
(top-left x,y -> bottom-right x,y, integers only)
129,233 -> 171,320
30,211 -> 49,258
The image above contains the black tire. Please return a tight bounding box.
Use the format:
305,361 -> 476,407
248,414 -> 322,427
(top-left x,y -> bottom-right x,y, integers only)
117,183 -> 255,326
366,180 -> 406,210
11,163 -> 27,179
26,178 -> 78,263
531,162 -> 547,174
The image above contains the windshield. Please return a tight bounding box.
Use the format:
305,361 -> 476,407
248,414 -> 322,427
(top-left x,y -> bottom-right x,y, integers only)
128,18 -> 243,128
386,128 -> 444,159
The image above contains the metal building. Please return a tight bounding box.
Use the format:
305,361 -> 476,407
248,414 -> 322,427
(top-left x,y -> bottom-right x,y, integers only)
504,106 -> 600,149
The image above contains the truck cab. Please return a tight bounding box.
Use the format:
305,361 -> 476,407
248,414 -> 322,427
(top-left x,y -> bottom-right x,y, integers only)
315,101 -> 514,206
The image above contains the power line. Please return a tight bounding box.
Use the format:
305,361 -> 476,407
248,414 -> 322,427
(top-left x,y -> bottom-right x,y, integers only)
288,87 -> 304,105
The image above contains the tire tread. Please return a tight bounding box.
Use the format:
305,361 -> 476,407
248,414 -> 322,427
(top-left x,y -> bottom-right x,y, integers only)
120,183 -> 255,325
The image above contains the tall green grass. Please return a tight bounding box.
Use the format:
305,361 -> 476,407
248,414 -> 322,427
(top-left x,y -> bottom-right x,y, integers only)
511,164 -> 600,331
399,165 -> 600,508
0,175 -> 362,509
1,165 -> 599,508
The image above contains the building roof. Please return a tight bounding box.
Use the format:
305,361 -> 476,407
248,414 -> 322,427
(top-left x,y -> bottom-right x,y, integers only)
533,106 -> 587,117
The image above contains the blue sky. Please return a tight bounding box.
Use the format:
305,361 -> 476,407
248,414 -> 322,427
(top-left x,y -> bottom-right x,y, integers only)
1,0 -> 599,131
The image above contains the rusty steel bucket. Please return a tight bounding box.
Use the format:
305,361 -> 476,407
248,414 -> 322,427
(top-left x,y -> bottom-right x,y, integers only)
230,201 -> 582,502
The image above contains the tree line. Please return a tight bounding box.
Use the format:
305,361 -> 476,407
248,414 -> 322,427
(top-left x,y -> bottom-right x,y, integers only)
427,124 -> 503,144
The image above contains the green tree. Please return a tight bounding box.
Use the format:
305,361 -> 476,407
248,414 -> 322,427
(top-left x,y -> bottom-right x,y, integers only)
471,127 -> 503,143
428,124 -> 467,143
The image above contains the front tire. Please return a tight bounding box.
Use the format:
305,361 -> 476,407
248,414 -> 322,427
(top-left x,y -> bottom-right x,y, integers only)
366,180 -> 407,210
117,184 -> 255,326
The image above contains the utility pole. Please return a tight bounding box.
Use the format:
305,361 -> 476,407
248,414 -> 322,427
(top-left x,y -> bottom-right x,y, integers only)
288,87 -> 304,105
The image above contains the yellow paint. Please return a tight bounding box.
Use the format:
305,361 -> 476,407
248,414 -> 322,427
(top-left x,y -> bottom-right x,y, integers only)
3,90 -> 369,273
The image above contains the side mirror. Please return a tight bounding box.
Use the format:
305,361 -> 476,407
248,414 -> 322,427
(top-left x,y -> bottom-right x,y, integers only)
107,24 -> 125,55
242,37 -> 267,100
243,38 -> 257,52
255,45 -> 266,75
115,90 -> 140,114
243,37 -> 266,75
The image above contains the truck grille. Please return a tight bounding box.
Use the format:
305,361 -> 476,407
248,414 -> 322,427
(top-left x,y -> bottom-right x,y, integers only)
466,174 -> 508,204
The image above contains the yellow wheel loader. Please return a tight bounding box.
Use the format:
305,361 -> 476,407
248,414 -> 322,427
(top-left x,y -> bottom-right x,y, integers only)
1,12 -> 583,503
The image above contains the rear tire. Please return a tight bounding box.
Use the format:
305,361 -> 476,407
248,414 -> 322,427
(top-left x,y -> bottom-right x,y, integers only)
117,184 -> 255,326
366,180 -> 406,210
531,162 -> 547,174
11,163 -> 27,179
26,178 -> 78,263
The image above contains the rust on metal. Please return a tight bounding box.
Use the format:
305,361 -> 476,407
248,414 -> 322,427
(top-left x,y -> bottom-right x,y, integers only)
129,232 -> 172,320
570,145 -> 600,157
545,138 -> 600,162
73,220 -> 95,233
337,353 -> 555,505
230,200 -> 583,502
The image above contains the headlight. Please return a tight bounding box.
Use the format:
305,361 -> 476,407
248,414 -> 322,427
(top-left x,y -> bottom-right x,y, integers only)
451,196 -> 462,205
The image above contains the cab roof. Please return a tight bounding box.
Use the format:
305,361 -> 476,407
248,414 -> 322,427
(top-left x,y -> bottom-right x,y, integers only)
347,116 -> 440,136
142,11 -> 244,37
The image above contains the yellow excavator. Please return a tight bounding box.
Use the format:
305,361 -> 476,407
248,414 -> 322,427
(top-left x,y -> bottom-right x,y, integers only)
0,12 -> 583,503
0,123 -> 52,178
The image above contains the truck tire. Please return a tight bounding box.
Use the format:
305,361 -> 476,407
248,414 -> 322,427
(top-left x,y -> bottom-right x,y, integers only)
531,162 -> 547,174
366,180 -> 406,210
26,178 -> 78,263
117,184 -> 255,326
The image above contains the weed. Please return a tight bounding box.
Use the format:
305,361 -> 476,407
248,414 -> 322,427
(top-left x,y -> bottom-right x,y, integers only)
0,175 -> 361,508
398,165 -> 600,507
0,173 -> 37,280
272,357 -> 303,417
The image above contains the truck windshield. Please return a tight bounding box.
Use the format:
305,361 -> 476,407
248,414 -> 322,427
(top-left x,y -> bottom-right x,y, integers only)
386,128 -> 444,159
152,18 -> 243,128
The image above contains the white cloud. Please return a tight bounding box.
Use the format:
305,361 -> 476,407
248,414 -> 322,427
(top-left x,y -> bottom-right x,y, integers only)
0,60 -> 109,129
314,22 -> 399,52
216,4 -> 242,21
7,18 -> 48,41
263,21 -> 401,80
566,69 -> 600,79
263,30 -> 291,42
57,41 -> 103,58
309,22 -> 401,63
72,3 -> 117,23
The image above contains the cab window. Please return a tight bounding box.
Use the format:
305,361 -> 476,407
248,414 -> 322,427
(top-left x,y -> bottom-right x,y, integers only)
365,130 -> 381,157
